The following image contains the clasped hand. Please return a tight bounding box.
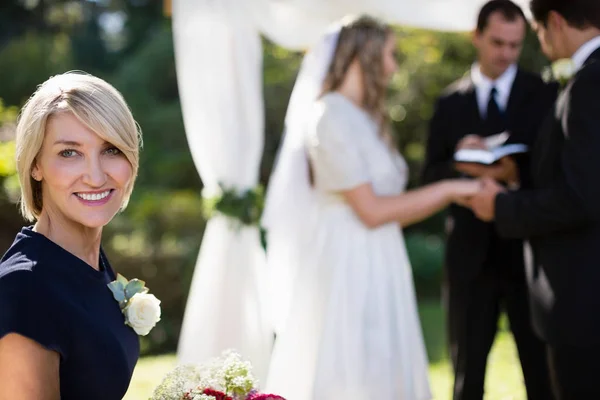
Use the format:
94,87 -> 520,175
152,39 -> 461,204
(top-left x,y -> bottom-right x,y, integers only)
451,135 -> 514,221
463,177 -> 506,221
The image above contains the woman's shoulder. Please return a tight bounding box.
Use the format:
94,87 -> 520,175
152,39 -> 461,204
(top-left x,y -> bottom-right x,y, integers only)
309,93 -> 376,150
312,93 -> 354,134
314,92 -> 375,132
315,92 -> 354,119
0,228 -> 64,327
0,227 -> 50,284
0,228 -> 69,359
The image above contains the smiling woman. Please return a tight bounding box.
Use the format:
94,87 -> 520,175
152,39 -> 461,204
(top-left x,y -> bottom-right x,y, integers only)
29,111 -> 135,229
17,72 -> 140,225
0,72 -> 143,400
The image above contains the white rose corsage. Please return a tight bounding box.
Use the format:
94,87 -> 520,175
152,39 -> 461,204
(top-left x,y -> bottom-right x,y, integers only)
108,274 -> 161,336
543,58 -> 576,87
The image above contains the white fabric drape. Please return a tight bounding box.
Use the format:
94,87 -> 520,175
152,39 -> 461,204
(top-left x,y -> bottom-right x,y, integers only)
172,0 -> 531,385
172,0 -> 272,384
248,0 -> 530,50
261,23 -> 342,334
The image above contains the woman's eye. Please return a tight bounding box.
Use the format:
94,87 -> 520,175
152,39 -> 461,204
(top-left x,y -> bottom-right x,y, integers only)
59,149 -> 77,158
105,147 -> 121,156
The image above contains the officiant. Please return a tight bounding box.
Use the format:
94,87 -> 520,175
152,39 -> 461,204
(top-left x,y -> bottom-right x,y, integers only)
420,1 -> 557,399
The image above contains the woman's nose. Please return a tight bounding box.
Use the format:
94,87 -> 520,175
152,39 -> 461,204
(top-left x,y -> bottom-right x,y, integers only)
82,156 -> 107,188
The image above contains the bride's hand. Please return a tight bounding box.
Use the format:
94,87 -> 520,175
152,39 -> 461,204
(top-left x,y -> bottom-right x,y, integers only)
444,179 -> 482,207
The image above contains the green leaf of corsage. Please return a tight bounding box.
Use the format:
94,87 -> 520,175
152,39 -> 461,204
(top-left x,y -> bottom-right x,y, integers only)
107,273 -> 161,336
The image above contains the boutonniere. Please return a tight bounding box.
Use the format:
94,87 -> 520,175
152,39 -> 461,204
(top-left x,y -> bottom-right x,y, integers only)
108,274 -> 161,336
543,58 -> 576,88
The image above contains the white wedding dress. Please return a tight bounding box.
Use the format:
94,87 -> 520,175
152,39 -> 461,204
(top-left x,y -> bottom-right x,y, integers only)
265,92 -> 432,400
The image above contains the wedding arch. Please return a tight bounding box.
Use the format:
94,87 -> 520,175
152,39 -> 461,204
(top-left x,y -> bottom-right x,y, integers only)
170,0 -> 529,382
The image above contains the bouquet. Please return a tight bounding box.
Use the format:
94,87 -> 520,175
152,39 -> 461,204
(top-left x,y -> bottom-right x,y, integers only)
150,350 -> 285,400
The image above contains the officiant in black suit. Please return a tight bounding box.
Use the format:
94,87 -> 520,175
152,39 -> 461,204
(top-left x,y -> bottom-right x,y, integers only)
421,1 -> 556,399
470,0 -> 600,398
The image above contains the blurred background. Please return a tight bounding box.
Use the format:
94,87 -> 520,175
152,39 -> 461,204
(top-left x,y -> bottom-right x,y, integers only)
0,1 -> 550,398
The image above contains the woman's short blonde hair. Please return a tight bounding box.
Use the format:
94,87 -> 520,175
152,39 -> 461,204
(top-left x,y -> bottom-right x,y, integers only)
15,71 -> 142,222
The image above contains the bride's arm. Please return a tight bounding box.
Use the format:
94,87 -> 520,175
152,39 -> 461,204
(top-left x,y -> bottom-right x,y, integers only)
0,333 -> 60,400
342,179 -> 478,229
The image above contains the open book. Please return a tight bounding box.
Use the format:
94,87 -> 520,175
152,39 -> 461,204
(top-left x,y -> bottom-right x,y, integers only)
453,131 -> 529,165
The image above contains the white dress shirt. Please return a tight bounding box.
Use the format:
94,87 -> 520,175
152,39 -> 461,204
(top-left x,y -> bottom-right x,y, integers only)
471,63 -> 518,118
572,35 -> 600,71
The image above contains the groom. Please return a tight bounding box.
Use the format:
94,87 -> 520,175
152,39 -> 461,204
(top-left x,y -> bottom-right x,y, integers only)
470,0 -> 600,397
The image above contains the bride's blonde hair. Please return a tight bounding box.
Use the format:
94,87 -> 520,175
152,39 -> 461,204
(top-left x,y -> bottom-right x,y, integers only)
321,15 -> 393,134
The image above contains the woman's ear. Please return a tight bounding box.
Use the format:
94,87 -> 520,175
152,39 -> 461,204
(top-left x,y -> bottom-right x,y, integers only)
31,161 -> 42,182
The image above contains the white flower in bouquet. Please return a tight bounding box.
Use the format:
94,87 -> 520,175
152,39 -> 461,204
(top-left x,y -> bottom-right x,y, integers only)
198,350 -> 257,398
149,364 -> 202,400
221,351 -> 256,393
150,350 -> 285,400
126,292 -> 162,336
185,390 -> 217,400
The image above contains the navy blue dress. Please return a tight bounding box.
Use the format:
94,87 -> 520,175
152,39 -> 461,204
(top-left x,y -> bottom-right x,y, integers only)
0,227 -> 140,399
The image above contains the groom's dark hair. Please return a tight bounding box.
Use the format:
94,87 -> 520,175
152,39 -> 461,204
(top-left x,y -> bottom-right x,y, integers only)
530,0 -> 600,29
477,0 -> 526,32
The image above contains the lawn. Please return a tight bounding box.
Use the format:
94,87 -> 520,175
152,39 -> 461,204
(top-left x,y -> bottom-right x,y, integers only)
124,300 -> 526,400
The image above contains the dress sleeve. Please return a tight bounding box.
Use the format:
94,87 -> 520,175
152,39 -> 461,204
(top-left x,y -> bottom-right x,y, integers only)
0,270 -> 67,359
307,106 -> 370,191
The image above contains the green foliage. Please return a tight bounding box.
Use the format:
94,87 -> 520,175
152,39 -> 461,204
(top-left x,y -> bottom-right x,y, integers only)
107,273 -> 150,311
124,278 -> 147,299
405,233 -> 445,297
70,14 -> 112,74
117,0 -> 166,58
0,141 -> 16,177
108,279 -> 128,304
108,190 -> 205,259
202,184 -> 265,227
110,26 -> 198,191
136,103 -> 197,190
261,40 -> 303,181
0,99 -> 18,128
111,26 -> 179,106
0,32 -> 74,106
0,99 -> 19,202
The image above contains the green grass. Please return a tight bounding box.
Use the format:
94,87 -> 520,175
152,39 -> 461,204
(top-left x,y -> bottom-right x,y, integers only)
124,300 -> 526,400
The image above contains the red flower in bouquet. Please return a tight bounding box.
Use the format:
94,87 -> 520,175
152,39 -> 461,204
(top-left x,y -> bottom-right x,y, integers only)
182,387 -> 232,400
203,388 -> 232,400
246,393 -> 286,400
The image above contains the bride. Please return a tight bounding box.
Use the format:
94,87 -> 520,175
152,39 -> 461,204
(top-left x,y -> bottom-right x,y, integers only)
262,15 -> 480,400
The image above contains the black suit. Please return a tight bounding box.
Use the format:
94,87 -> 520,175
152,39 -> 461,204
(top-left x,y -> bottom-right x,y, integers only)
422,68 -> 556,400
496,48 -> 600,399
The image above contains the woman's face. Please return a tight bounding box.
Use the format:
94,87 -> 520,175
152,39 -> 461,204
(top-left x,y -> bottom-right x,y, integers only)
382,33 -> 398,83
32,112 -> 133,229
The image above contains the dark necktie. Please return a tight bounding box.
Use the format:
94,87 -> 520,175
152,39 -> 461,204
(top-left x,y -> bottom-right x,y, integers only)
485,86 -> 505,135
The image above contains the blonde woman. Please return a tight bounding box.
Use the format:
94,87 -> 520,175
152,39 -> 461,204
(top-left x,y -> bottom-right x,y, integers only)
264,16 -> 480,399
0,72 -> 142,400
